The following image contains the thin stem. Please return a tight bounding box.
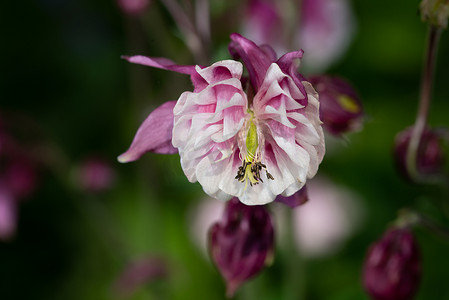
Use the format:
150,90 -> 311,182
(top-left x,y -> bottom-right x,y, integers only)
406,25 -> 441,182
418,213 -> 449,242
283,207 -> 305,300
159,0 -> 207,64
195,0 -> 211,63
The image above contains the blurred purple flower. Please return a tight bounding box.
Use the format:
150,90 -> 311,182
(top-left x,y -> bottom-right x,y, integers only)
242,0 -> 284,51
113,256 -> 168,298
298,0 -> 355,72
309,75 -> 363,136
73,157 -> 117,193
394,127 -> 445,180
119,34 -> 325,205
117,0 -> 150,16
0,122 -> 39,241
363,228 -> 421,300
209,198 -> 274,297
241,0 -> 356,72
0,186 -> 16,240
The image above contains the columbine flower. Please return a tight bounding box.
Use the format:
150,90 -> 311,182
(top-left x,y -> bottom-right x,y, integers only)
363,228 -> 421,300
119,34 -> 325,205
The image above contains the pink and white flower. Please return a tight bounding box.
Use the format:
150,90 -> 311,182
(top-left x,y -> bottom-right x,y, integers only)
119,34 -> 325,205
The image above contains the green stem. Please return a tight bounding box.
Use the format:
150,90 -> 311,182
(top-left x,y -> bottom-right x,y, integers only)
283,208 -> 305,300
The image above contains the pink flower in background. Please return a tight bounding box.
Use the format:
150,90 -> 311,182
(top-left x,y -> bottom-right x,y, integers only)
292,177 -> 362,257
0,187 -> 16,240
119,34 -> 325,205
188,198 -> 225,255
242,0 -> 356,72
298,0 -> 355,72
242,0 -> 284,51
0,122 -> 38,241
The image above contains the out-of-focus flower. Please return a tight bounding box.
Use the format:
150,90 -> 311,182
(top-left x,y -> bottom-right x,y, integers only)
298,0 -> 356,72
394,127 -> 445,180
363,228 -> 421,300
292,176 -> 362,257
113,256 -> 168,298
188,198 -> 225,256
420,0 -> 449,28
241,0 -> 356,72
117,0 -> 150,16
119,34 -> 325,205
309,75 -> 363,136
209,198 -> 274,297
0,123 -> 39,241
0,186 -> 16,240
242,0 -> 284,52
72,157 -> 117,193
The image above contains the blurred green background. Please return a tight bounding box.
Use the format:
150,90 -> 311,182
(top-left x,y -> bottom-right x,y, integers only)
1,0 -> 449,299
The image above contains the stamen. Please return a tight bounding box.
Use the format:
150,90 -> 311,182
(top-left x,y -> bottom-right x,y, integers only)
235,109 -> 274,186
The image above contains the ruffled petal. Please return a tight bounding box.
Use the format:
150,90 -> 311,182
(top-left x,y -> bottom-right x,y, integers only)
118,101 -> 177,163
228,33 -> 273,92
276,50 -> 308,106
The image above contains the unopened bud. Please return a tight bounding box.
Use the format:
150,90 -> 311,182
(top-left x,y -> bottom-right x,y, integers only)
363,228 -> 421,300
309,76 -> 363,136
394,127 -> 445,181
209,198 -> 274,297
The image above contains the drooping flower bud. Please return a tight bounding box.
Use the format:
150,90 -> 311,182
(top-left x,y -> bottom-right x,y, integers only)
209,198 -> 274,297
309,75 -> 363,136
394,127 -> 445,181
363,228 -> 421,300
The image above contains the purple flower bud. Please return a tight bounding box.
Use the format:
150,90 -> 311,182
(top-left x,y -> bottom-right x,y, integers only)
394,127 -> 445,180
309,75 -> 363,136
363,228 -> 421,300
209,198 -> 274,297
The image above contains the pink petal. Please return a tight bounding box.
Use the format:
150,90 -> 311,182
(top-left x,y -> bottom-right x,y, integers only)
276,50 -> 308,106
228,33 -> 273,92
118,101 -> 177,163
122,55 -> 208,92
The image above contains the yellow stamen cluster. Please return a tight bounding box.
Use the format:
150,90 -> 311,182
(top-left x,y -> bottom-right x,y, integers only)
235,111 -> 274,187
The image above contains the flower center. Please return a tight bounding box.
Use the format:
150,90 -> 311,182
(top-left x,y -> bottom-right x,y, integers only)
235,110 -> 274,187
